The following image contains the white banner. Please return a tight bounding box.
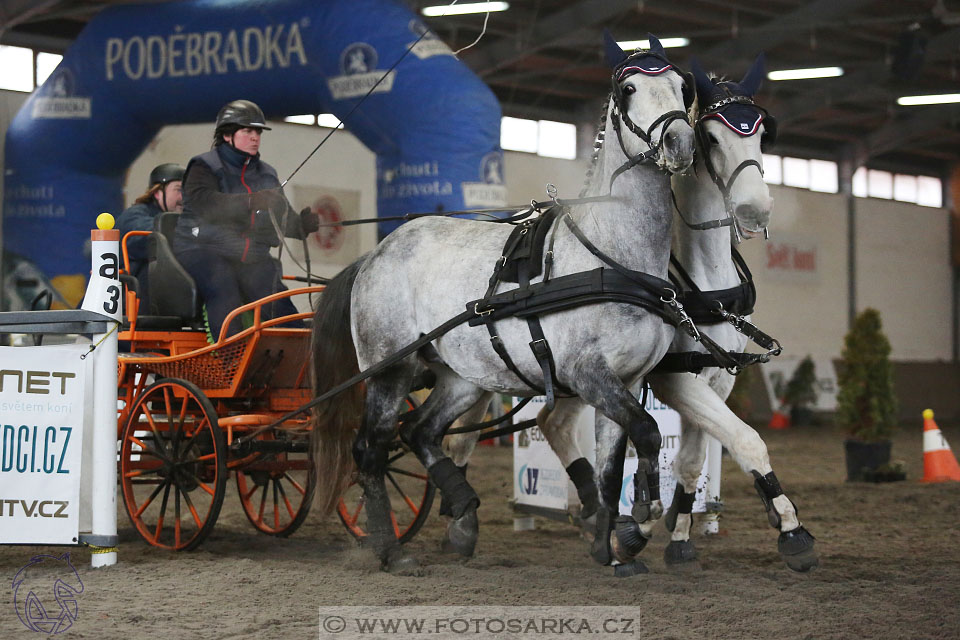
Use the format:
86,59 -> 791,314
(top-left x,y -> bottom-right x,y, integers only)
0,344 -> 90,544
512,391 -> 709,516
513,397 -> 568,511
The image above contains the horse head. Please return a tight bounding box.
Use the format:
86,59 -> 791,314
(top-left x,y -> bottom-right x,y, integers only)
691,53 -> 775,238
604,31 -> 695,174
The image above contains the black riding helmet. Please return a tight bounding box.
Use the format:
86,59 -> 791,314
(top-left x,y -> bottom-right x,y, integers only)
148,163 -> 185,188
214,99 -> 272,145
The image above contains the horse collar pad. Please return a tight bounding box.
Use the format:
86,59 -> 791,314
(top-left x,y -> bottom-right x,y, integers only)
617,55 -> 674,81
702,103 -> 764,137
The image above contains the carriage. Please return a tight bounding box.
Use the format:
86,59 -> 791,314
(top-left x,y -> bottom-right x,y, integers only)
115,218 -> 434,551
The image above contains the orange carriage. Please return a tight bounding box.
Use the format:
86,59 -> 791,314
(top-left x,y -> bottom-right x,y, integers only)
116,222 -> 434,551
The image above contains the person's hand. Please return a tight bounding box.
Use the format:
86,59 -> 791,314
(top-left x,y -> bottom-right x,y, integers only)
250,187 -> 287,215
299,207 -> 320,234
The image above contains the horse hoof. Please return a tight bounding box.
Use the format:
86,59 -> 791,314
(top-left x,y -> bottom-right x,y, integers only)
778,526 -> 818,572
613,560 -> 649,578
442,508 -> 478,557
382,547 -> 422,576
664,540 -> 700,570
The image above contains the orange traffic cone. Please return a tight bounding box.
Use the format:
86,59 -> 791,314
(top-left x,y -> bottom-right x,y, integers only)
921,409 -> 960,483
768,406 -> 790,430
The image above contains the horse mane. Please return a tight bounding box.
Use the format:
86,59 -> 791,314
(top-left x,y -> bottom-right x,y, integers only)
579,91 -> 612,198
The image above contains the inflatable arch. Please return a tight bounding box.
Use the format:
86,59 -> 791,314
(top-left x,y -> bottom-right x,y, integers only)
2,0 -> 504,306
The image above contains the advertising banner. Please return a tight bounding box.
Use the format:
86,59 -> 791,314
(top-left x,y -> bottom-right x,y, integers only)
0,345 -> 91,544
513,392 -> 709,516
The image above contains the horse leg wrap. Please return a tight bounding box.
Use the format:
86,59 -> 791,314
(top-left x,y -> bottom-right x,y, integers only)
612,515 -> 651,562
428,458 -> 479,519
752,470 -> 784,529
566,458 -> 599,520
590,507 -> 615,565
631,461 -> 660,524
664,482 -> 696,533
438,463 -> 467,517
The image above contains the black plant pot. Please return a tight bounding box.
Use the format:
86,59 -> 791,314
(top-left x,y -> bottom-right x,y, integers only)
844,439 -> 892,481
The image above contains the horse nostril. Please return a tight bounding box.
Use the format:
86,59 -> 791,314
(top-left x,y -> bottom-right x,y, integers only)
665,130 -> 678,145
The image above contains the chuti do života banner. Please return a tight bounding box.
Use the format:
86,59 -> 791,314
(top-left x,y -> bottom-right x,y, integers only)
2,0 -> 503,309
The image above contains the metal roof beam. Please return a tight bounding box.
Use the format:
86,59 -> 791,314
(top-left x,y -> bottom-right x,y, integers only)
703,0 -> 874,61
461,0 -> 647,77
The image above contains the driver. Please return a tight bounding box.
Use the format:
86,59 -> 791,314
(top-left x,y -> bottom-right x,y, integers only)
171,99 -> 319,340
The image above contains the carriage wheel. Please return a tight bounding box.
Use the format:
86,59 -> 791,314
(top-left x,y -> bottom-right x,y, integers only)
119,378 -> 227,551
336,398 -> 435,544
236,431 -> 315,537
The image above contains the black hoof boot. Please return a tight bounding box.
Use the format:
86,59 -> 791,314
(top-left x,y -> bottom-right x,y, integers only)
381,546 -> 422,576
441,507 -> 479,557
613,559 -> 649,577
611,515 -> 650,563
664,540 -> 700,570
778,526 -> 818,572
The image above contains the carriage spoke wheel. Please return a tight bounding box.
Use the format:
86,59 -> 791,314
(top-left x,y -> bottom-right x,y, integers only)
119,378 -> 226,551
336,398 -> 435,544
236,431 -> 315,537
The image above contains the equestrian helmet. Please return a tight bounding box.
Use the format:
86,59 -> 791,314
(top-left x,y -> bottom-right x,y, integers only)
148,163 -> 185,188
215,99 -> 272,134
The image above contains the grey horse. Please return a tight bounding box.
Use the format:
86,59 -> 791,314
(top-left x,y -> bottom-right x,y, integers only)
445,55 -> 818,574
310,34 -> 696,574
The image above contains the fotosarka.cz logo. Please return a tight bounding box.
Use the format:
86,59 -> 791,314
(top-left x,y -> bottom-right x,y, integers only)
12,552 -> 84,634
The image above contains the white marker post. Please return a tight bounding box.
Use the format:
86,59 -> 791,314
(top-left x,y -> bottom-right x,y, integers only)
79,215 -> 121,567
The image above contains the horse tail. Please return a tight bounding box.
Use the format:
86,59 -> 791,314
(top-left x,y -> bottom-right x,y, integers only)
310,258 -> 366,516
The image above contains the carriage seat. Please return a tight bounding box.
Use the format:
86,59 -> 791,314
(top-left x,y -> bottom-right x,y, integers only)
137,212 -> 203,330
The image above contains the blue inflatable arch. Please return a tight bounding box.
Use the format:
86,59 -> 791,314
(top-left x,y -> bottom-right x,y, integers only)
2,0 -> 504,291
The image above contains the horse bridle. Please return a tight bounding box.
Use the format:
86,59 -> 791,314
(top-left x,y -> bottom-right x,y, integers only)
676,94 -> 773,242
607,53 -> 692,186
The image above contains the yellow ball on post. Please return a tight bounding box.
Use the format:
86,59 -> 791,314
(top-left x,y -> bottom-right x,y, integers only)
96,212 -> 115,230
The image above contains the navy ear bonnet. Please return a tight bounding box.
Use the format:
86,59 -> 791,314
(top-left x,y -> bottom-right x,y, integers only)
604,30 -> 694,108
691,54 -> 776,148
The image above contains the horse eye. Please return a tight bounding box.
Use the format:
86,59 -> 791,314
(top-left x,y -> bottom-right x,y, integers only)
622,84 -> 636,95
707,133 -> 720,145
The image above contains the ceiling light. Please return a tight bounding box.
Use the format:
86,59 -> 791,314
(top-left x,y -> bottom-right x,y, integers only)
422,2 -> 509,17
617,37 -> 690,50
896,93 -> 960,105
767,67 -> 844,81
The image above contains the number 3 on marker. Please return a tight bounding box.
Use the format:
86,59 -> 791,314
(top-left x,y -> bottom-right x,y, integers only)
104,284 -> 120,314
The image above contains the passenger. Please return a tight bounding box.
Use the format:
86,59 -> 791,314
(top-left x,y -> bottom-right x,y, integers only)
117,163 -> 184,312
171,99 -> 320,340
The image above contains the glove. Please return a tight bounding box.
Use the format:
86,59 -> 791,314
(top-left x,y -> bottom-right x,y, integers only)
249,187 -> 288,215
299,207 -> 321,234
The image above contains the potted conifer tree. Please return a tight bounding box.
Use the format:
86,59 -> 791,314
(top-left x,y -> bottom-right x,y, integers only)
783,356 -> 818,427
836,309 -> 899,481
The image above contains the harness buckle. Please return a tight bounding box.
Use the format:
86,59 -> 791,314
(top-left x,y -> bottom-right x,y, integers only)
474,302 -> 494,317
545,183 -> 559,203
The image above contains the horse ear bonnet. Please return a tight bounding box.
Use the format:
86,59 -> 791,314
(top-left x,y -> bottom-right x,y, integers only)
603,29 -> 627,68
610,32 -> 694,109
695,52 -> 776,150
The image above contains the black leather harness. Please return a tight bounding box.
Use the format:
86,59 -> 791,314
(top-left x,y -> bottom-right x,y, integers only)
467,202 -> 779,407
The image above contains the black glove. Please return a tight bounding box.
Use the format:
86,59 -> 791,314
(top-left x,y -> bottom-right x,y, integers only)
299,207 -> 320,234
249,187 -> 288,215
